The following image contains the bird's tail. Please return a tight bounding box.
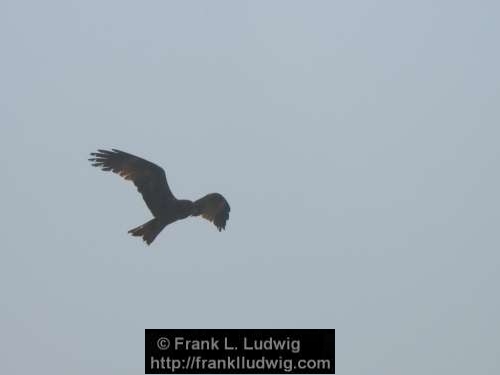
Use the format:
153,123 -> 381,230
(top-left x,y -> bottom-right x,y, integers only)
128,218 -> 167,245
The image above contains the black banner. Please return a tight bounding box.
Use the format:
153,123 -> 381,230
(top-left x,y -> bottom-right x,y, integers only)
145,329 -> 335,374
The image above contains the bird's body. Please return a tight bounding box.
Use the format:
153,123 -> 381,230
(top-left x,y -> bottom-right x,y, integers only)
89,149 -> 230,244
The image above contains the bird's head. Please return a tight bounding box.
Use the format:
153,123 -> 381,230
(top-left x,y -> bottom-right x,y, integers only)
177,199 -> 195,219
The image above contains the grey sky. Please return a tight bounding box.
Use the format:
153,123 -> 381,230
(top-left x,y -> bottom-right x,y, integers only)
1,1 -> 499,374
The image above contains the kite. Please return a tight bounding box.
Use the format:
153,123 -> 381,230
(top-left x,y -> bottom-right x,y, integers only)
89,149 -> 230,245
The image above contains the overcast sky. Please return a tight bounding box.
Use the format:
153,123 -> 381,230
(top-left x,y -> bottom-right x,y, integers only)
1,1 -> 499,374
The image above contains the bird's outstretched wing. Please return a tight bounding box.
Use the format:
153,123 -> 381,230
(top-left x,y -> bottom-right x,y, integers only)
89,149 -> 175,217
193,193 -> 230,231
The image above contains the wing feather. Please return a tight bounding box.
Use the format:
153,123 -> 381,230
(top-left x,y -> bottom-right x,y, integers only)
89,149 -> 175,217
193,193 -> 230,231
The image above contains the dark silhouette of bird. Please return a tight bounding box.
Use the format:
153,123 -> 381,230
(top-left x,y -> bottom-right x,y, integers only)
89,149 -> 230,245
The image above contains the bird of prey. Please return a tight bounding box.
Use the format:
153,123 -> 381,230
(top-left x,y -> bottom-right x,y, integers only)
89,149 -> 230,245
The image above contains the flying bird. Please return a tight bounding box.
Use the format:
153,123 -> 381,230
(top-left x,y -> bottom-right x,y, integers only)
89,149 -> 230,245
